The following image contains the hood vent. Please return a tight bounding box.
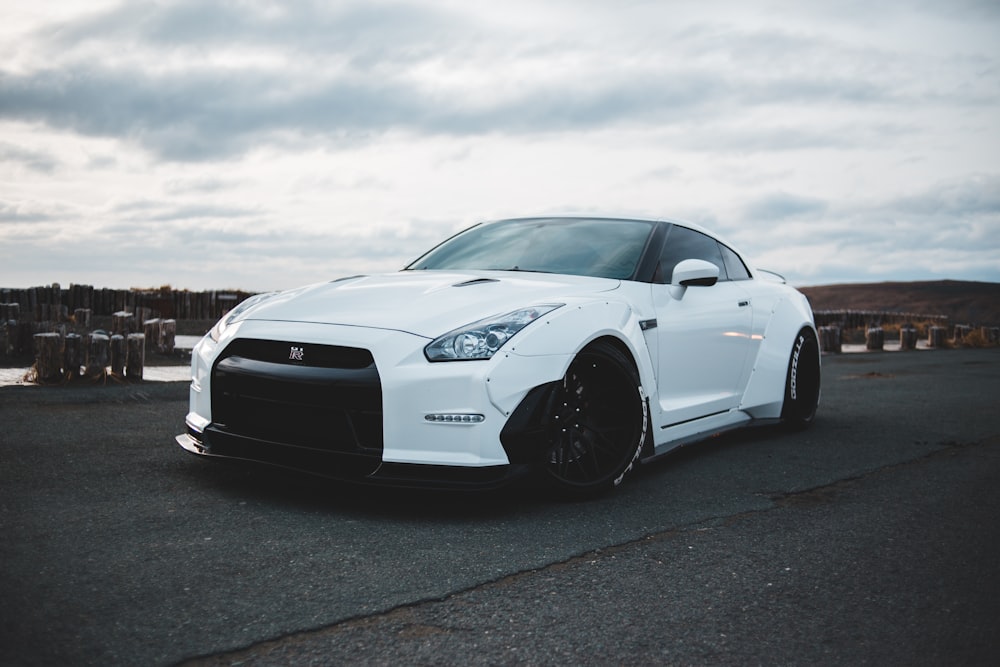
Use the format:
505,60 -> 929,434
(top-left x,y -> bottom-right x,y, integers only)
452,278 -> 500,287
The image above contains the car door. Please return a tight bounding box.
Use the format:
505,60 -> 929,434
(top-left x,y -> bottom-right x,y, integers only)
651,225 -> 753,427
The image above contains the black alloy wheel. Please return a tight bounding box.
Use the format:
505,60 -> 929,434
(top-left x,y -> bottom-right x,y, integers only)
544,340 -> 648,496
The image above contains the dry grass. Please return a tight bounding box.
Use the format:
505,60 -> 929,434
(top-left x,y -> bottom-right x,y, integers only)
801,280 -> 1000,326
960,329 -> 993,348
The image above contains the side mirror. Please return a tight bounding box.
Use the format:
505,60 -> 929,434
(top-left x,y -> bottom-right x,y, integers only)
669,259 -> 719,300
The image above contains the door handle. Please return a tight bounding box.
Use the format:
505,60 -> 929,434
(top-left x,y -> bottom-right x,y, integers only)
738,300 -> 750,307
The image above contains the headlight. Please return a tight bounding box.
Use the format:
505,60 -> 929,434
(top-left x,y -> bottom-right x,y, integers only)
209,292 -> 277,342
425,305 -> 562,361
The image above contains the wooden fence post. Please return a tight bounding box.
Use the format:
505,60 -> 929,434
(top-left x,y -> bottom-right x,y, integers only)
3,319 -> 15,356
161,319 -> 176,353
85,333 -> 110,377
928,326 -> 947,348
143,318 -> 162,352
866,327 -> 884,351
33,332 -> 63,382
126,333 -> 144,381
64,333 -> 82,378
74,308 -> 91,328
112,311 -> 135,336
819,326 -> 842,353
899,326 -> 918,351
110,334 -> 126,376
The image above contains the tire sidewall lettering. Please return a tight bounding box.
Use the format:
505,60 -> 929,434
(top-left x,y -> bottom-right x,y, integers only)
790,333 -> 805,402
612,385 -> 647,487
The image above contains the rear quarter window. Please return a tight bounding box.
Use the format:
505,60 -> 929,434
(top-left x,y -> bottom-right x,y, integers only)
719,244 -> 751,281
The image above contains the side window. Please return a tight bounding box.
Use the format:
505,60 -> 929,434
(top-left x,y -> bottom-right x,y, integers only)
719,243 -> 751,281
658,226 -> 727,283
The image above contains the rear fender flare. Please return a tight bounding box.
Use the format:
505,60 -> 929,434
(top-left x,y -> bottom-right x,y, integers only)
740,295 -> 818,419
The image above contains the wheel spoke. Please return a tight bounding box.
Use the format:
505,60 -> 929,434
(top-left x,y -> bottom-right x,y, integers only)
550,411 -> 634,482
544,344 -> 647,493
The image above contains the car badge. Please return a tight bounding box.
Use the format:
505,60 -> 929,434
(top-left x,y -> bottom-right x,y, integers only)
289,346 -> 304,361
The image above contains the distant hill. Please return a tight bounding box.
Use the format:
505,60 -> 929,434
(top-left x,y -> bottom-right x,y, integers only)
799,280 -> 1000,326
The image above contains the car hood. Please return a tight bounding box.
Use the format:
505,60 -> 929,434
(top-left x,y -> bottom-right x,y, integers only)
241,270 -> 622,338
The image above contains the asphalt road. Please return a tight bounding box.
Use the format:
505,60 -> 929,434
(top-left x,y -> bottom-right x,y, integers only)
1,349 -> 998,666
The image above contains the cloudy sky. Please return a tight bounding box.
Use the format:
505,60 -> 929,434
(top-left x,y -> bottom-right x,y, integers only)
1,0 -> 998,292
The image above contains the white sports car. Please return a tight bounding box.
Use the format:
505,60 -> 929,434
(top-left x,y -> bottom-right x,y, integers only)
177,217 -> 820,495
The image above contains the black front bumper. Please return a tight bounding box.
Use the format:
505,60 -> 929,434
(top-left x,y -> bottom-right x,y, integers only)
177,336 -> 531,491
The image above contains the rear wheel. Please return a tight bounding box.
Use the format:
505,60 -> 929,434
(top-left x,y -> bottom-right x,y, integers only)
781,327 -> 821,428
544,341 -> 648,497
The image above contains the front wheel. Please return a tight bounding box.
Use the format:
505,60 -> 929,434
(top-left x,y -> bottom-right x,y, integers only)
544,341 -> 648,497
781,327 -> 821,428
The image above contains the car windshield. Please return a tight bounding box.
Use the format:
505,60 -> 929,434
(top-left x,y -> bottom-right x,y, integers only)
406,218 -> 656,280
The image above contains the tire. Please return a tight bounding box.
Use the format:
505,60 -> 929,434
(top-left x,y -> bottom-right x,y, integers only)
544,340 -> 648,497
781,327 -> 821,428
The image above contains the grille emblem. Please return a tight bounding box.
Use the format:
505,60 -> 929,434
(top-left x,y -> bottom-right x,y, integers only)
289,346 -> 304,361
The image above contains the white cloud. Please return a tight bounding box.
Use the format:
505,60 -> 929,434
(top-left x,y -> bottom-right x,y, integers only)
0,0 -> 998,290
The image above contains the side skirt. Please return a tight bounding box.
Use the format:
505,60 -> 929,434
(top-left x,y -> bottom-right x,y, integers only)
642,410 -> 753,462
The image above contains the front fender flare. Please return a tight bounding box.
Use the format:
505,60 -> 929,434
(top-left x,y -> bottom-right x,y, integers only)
485,300 -> 655,417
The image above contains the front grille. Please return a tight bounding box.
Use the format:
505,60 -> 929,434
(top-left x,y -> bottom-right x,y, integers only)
220,338 -> 374,369
210,339 -> 382,461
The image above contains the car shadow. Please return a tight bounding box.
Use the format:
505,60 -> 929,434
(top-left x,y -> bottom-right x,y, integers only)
171,419 -> 810,519
174,453 -> 554,518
